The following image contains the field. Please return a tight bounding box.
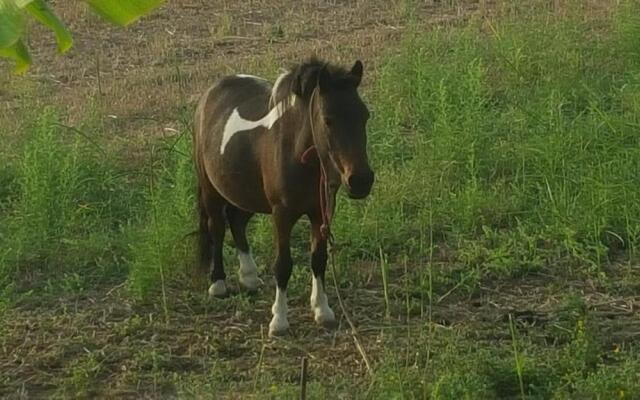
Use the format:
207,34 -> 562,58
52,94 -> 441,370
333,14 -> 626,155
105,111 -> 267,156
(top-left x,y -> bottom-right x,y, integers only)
1,0 -> 640,398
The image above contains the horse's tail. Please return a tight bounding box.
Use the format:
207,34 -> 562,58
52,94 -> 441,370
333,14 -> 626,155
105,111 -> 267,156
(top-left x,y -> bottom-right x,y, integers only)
196,182 -> 213,278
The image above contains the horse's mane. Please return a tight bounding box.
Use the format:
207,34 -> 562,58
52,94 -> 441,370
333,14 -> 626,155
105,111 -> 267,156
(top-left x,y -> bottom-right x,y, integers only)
271,58 -> 355,107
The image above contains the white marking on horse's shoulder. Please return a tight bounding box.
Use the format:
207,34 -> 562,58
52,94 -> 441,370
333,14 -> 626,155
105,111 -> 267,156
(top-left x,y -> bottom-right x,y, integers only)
220,95 -> 297,154
271,71 -> 290,106
265,95 -> 297,129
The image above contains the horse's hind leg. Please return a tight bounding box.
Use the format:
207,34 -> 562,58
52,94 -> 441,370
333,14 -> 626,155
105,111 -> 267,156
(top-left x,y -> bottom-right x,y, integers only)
226,206 -> 259,292
198,181 -> 228,297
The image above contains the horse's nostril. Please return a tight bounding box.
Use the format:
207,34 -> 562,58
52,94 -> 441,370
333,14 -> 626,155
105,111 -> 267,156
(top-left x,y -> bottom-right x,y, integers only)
348,170 -> 374,192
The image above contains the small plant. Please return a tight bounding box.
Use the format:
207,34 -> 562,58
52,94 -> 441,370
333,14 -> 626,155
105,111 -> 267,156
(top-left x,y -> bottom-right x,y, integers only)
127,131 -> 196,302
509,314 -> 526,400
379,247 -> 390,320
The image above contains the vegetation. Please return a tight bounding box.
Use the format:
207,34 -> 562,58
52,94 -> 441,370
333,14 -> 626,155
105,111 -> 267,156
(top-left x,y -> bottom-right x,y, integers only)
0,0 -> 163,72
1,1 -> 639,398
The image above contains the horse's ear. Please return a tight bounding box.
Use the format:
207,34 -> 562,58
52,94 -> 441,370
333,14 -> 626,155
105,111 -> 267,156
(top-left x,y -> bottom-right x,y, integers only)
350,60 -> 363,87
318,64 -> 331,92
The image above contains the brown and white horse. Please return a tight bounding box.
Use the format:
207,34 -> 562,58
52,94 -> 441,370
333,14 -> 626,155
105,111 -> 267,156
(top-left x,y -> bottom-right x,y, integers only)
193,59 -> 374,337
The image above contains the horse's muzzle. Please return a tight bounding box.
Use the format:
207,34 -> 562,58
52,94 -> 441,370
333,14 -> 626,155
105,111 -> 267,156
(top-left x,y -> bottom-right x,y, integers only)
346,169 -> 374,199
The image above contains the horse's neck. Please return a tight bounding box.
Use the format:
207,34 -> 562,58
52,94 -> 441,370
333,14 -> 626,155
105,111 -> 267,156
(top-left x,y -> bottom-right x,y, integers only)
290,108 -> 314,162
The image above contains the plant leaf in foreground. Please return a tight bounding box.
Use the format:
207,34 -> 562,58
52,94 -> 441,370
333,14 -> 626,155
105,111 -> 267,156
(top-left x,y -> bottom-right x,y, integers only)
24,0 -> 72,53
0,38 -> 30,73
86,0 -> 164,26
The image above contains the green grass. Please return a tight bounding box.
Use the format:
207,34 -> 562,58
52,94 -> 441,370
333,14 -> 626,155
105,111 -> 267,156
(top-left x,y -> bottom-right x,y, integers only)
364,302 -> 640,400
126,131 -> 196,301
0,109 -> 136,297
1,1 -> 640,398
335,0 -> 640,286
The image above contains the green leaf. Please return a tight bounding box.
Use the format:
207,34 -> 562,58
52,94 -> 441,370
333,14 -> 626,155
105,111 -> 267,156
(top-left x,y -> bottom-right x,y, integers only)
14,0 -> 34,8
0,0 -> 25,48
0,38 -> 31,73
86,0 -> 164,27
24,0 -> 72,53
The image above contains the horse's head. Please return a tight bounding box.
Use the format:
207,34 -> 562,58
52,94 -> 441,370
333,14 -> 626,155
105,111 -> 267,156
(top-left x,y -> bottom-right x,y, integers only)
305,60 -> 374,199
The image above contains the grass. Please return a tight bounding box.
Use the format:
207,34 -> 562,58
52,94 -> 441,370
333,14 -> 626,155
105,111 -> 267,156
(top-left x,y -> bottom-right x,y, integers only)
0,109 -> 135,297
334,0 -> 640,286
126,130 -> 196,301
1,1 -> 640,398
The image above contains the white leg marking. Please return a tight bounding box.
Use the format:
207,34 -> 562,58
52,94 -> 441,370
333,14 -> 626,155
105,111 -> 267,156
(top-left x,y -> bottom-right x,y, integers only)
269,287 -> 289,337
220,95 -> 296,154
208,280 -> 227,297
238,251 -> 259,291
310,275 -> 336,326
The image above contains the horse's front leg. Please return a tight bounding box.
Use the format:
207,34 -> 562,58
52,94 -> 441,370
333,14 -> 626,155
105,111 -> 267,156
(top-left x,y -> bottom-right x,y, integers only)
309,212 -> 337,329
268,207 -> 296,337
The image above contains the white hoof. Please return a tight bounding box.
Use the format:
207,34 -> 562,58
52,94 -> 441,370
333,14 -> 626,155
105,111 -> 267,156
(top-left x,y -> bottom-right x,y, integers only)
314,306 -> 337,329
238,251 -> 259,291
269,287 -> 289,337
310,275 -> 337,329
269,315 -> 289,337
208,280 -> 227,298
239,273 -> 260,292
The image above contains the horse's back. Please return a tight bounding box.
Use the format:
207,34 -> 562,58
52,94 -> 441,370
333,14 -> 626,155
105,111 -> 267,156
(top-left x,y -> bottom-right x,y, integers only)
194,75 -> 274,213
195,75 -> 271,141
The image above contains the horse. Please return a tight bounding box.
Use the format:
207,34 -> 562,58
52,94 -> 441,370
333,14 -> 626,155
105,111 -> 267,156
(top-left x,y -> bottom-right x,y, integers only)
193,58 -> 374,337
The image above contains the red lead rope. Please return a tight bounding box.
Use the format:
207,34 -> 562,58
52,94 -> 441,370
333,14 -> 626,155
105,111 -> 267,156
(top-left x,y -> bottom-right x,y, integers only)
300,145 -> 331,240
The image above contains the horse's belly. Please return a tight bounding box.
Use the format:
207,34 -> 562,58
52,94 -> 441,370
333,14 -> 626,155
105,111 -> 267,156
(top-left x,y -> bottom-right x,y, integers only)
205,159 -> 272,214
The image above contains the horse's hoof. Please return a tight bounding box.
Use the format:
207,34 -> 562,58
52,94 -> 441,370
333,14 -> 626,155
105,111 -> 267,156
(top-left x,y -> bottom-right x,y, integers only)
316,316 -> 339,330
268,318 -> 289,338
314,307 -> 337,330
239,274 -> 261,293
208,280 -> 227,298
268,327 -> 289,338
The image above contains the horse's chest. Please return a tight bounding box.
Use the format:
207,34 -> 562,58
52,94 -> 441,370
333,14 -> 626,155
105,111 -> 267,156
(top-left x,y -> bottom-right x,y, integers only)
264,164 -> 317,211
